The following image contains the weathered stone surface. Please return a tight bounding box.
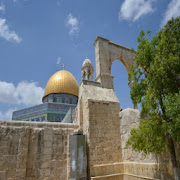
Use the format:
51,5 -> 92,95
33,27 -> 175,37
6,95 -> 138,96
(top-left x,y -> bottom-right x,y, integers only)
0,171 -> 6,180
0,121 -> 79,180
120,108 -> 172,164
94,36 -> 136,89
77,81 -> 122,178
120,109 -> 152,163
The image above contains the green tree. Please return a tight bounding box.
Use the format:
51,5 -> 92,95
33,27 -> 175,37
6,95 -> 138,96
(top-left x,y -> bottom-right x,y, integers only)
127,17 -> 180,179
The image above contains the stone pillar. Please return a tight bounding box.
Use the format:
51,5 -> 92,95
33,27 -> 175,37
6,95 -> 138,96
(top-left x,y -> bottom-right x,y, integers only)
16,127 -> 30,179
78,82 -> 122,178
69,131 -> 87,180
94,37 -> 114,89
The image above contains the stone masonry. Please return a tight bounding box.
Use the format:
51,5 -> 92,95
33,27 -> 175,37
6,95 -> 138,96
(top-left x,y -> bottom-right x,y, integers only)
0,121 -> 78,180
77,80 -> 122,179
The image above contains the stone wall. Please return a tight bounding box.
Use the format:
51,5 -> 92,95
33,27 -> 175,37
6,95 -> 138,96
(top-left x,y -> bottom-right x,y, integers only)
120,108 -> 175,179
0,121 -> 79,180
78,81 -> 122,179
87,100 -> 122,168
120,109 -> 156,163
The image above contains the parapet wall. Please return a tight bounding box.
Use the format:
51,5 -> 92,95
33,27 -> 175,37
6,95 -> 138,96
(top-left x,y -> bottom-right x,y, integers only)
0,121 -> 79,180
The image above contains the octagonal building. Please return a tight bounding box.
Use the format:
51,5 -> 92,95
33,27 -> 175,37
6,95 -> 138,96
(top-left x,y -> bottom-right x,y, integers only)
12,69 -> 79,123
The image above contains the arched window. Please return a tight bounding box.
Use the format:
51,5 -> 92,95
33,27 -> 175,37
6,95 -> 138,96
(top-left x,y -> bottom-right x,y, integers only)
69,98 -> 72,104
49,116 -> 53,122
53,97 -> 57,102
62,97 -> 65,103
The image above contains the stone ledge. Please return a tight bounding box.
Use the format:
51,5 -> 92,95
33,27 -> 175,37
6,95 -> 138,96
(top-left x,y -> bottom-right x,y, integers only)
94,36 -> 135,53
91,162 -> 173,179
91,173 -> 160,180
0,171 -> 6,180
81,80 -> 101,87
0,121 -> 79,129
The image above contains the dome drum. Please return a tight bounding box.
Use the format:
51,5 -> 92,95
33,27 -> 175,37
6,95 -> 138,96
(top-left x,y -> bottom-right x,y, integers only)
43,93 -> 78,104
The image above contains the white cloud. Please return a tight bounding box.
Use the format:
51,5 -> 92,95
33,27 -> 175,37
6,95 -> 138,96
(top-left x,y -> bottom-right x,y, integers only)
119,0 -> 155,22
16,81 -> 44,105
0,81 -> 44,106
0,3 -> 5,12
0,81 -> 18,104
0,18 -> 22,43
0,108 -> 17,121
66,13 -> 79,36
57,56 -> 61,65
161,0 -> 180,27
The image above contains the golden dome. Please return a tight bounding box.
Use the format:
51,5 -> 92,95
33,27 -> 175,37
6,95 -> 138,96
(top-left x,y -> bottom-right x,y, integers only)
43,70 -> 79,99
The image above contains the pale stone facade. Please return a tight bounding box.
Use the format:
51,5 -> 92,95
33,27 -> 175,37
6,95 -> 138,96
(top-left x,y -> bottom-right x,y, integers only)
0,36 -> 179,180
0,121 -> 79,180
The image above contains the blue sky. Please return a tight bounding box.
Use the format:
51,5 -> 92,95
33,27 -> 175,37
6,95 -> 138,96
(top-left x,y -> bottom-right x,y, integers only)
0,0 -> 180,120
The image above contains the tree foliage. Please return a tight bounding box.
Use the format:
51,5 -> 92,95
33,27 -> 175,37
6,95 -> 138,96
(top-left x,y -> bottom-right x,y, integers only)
127,17 -> 180,156
165,91 -> 180,142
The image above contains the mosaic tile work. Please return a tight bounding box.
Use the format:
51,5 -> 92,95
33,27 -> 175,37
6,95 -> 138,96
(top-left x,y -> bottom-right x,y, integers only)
12,102 -> 76,122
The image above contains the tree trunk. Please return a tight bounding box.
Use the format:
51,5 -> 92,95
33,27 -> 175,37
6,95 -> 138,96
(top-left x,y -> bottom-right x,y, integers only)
168,137 -> 180,180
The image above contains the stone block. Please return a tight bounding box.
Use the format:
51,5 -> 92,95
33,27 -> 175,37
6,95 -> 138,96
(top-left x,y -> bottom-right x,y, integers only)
114,164 -> 124,174
0,171 -> 6,180
40,162 -> 50,169
43,148 -> 52,155
26,168 -> 36,177
44,169 -> 51,176
26,178 -> 36,180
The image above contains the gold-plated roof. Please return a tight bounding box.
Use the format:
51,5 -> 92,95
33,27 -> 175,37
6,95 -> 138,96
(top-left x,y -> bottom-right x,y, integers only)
43,70 -> 79,99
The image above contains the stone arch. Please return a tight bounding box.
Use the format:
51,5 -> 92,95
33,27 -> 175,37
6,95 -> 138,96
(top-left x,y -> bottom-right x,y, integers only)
94,36 -> 136,89
94,36 -> 137,108
110,57 -> 128,74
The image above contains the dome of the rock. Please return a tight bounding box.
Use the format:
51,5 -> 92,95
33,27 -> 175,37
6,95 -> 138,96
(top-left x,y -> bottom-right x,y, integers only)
43,70 -> 79,100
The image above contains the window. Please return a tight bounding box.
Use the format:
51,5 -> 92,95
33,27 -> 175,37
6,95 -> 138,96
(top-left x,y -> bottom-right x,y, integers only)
49,117 -> 53,122
62,97 -> 65,103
